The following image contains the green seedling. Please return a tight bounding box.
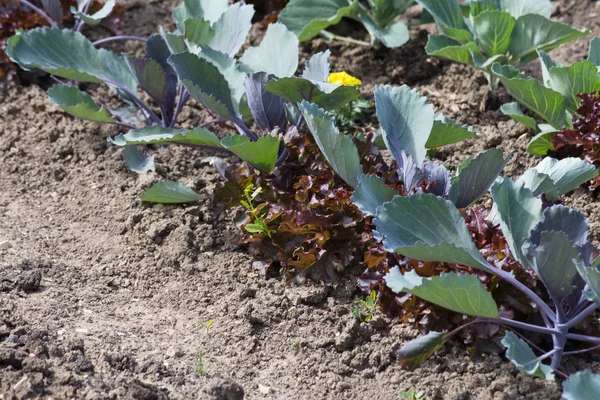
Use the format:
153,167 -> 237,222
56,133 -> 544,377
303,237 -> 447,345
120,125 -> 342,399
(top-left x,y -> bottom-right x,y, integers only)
197,350 -> 209,374
198,319 -> 213,333
398,389 -> 425,400
353,289 -> 377,322
241,183 -> 272,238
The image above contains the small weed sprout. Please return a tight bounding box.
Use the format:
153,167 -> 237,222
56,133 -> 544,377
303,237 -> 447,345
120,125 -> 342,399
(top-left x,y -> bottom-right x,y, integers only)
198,320 -> 213,334
353,290 -> 377,322
398,389 -> 425,400
197,350 -> 209,374
241,183 -> 271,238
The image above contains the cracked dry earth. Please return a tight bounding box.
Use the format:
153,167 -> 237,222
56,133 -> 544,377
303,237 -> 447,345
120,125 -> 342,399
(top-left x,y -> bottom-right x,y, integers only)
1,0 -> 600,399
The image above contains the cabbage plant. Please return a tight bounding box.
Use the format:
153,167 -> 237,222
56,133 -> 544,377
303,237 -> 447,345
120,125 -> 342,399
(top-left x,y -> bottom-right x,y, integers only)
278,0 -> 414,48
301,84 -> 600,396
371,165 -> 600,394
418,0 -> 588,88
6,0 -> 361,185
495,37 -> 600,155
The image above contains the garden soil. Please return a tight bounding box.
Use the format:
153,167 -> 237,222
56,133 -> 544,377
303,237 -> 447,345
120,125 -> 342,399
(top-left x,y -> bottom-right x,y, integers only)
1,0 -> 600,399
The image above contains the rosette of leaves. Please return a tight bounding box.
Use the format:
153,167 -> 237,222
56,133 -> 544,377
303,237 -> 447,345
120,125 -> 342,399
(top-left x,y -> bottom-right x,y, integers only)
0,0 -> 123,82
278,0 -> 414,48
300,84 -> 519,329
7,0 -> 360,181
552,92 -> 600,189
110,47 -> 363,202
348,151 -> 600,386
303,85 -> 600,384
418,0 -> 588,88
495,38 -> 600,156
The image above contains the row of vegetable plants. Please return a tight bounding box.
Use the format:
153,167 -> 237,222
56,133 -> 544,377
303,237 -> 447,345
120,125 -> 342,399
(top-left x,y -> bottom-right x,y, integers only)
5,0 -> 600,396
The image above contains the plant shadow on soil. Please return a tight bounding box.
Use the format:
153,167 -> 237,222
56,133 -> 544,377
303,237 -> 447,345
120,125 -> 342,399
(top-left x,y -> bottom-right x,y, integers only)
1,0 -> 600,399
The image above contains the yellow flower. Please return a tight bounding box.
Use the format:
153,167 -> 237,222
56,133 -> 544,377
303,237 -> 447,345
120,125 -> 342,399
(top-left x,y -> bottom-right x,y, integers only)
327,71 -> 362,86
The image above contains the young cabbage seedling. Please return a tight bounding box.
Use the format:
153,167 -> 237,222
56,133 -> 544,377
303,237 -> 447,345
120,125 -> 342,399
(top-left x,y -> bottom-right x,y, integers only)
418,0 -> 588,89
279,0 -> 415,48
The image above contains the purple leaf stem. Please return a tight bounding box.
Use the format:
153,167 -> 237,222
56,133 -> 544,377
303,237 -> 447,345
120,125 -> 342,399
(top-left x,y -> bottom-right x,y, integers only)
19,0 -> 59,27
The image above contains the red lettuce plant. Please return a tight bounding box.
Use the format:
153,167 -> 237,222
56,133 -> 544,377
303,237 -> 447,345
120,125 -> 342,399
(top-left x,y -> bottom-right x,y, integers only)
553,92 -> 600,189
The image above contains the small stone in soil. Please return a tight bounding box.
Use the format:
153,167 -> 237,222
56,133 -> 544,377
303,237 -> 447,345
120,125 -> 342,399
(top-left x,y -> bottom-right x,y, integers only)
258,384 -> 270,394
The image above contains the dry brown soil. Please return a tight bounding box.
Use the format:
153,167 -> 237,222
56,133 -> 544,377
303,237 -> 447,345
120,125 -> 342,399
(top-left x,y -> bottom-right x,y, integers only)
1,0 -> 600,399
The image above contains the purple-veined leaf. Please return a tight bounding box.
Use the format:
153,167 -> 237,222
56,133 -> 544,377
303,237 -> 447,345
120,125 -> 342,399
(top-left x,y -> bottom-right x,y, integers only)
42,0 -> 63,23
531,157 -> 598,199
490,177 -> 543,269
195,47 -> 246,115
374,193 -> 492,272
245,73 -> 287,132
98,48 -> 138,99
526,231 -> 584,305
401,152 -> 424,193
422,160 -> 451,197
375,85 -> 434,168
351,174 -> 397,217
71,0 -> 115,26
448,148 -> 509,208
299,101 -> 363,187
168,52 -> 235,119
146,34 -> 175,75
8,28 -> 112,82
125,56 -> 177,112
528,205 -> 589,248
516,169 -> 559,199
385,269 -> 499,318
